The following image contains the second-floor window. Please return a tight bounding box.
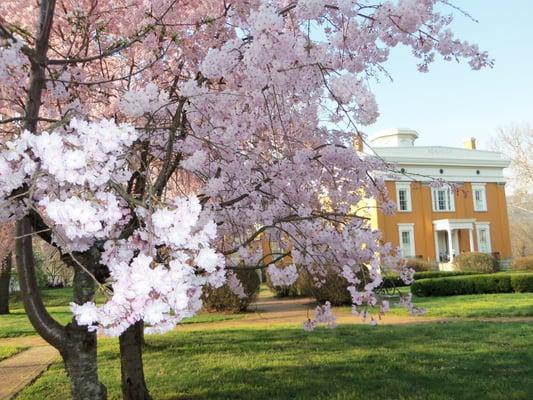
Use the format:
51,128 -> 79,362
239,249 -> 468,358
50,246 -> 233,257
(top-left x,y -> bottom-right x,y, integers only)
432,187 -> 455,212
396,182 -> 412,212
472,184 -> 487,211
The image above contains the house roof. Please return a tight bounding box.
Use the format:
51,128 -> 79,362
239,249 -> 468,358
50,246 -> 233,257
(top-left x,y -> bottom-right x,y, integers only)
364,128 -> 511,183
371,146 -> 511,168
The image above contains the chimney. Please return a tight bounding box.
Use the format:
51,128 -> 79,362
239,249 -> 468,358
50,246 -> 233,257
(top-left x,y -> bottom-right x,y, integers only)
353,135 -> 364,152
463,137 -> 476,150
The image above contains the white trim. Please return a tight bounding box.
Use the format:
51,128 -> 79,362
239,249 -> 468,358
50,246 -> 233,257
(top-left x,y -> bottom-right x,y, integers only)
398,223 -> 416,258
475,222 -> 492,253
371,146 -> 511,168
373,166 -> 508,184
472,183 -> 487,212
433,219 -> 475,231
395,182 -> 412,212
369,128 -> 419,148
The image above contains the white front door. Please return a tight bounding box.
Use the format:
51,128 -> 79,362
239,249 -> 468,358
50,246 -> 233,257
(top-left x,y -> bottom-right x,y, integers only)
452,230 -> 460,258
437,231 -> 449,262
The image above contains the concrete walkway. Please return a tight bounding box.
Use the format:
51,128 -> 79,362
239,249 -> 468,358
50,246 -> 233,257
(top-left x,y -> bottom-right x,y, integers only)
177,295 -> 446,331
0,337 -> 58,400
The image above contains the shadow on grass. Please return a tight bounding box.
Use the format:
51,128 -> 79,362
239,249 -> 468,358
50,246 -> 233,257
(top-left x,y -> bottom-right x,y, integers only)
20,321 -> 532,400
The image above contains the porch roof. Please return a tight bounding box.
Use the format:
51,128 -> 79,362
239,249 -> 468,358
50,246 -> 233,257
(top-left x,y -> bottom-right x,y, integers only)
433,219 -> 475,231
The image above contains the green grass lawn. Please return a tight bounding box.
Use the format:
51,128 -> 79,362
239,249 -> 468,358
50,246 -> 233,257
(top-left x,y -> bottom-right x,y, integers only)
0,345 -> 25,361
386,292 -> 533,318
0,307 -> 73,338
17,321 -> 533,400
5,286 -> 533,398
0,288 -> 244,338
7,287 -> 88,309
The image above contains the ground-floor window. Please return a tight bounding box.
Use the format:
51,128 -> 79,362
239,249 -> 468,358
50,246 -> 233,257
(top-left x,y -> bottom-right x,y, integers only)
476,223 -> 492,253
398,223 -> 416,258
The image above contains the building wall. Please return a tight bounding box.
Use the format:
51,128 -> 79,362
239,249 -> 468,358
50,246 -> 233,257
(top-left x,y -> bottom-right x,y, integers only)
373,181 -> 512,261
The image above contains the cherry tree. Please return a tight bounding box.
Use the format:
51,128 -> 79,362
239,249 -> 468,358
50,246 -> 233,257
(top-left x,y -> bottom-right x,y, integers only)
0,1 -> 490,399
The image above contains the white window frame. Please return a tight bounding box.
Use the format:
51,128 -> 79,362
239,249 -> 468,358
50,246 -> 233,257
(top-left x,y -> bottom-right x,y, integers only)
431,187 -> 455,212
472,183 -> 487,212
398,223 -> 416,258
395,182 -> 412,212
475,222 -> 492,253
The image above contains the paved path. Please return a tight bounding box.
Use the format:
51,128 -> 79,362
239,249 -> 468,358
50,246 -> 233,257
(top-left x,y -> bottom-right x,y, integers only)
177,295 -> 446,331
0,338 -> 58,400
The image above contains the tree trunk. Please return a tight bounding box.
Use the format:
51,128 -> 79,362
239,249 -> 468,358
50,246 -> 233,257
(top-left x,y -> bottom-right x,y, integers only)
62,325 -> 107,400
60,259 -> 107,400
16,217 -> 107,399
0,253 -> 12,314
120,321 -> 151,400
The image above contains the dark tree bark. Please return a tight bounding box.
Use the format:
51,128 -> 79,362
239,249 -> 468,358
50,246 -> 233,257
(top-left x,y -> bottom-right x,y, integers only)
0,253 -> 12,314
61,258 -> 107,400
120,320 -> 152,400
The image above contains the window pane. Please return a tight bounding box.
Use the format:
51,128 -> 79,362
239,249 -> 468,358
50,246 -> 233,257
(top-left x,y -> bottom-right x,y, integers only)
402,231 -> 410,245
438,190 -> 446,210
398,189 -> 407,210
474,189 -> 486,211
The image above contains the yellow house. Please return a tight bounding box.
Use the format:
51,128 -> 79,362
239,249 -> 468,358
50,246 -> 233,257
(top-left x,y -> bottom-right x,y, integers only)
365,128 -> 512,268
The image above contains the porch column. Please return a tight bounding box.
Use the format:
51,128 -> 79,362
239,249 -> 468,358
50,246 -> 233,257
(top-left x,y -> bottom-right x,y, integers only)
447,228 -> 454,261
468,229 -> 475,252
434,229 -> 440,262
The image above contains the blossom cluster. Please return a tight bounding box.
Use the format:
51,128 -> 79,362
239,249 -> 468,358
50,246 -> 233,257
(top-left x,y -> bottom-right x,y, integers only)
267,264 -> 299,287
0,118 -> 226,335
0,39 -> 28,114
0,118 -> 139,249
72,196 -> 225,336
399,293 -> 426,316
303,301 -> 337,332
119,83 -> 170,118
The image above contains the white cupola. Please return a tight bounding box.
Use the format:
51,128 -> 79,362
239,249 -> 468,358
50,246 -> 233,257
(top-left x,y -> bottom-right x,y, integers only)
369,128 -> 419,147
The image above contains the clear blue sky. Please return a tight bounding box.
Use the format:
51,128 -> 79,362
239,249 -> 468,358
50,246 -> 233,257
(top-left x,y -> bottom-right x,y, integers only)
367,0 -> 533,150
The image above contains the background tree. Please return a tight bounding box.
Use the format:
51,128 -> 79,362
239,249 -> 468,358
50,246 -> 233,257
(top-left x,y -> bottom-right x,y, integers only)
495,124 -> 533,197
492,124 -> 533,256
0,1 -> 490,399
34,238 -> 73,287
508,200 -> 533,256
0,223 -> 15,314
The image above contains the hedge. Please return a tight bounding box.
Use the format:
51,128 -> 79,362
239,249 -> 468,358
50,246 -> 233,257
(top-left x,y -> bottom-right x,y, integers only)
381,271 -> 477,288
511,256 -> 533,272
404,258 -> 437,272
453,252 -> 499,273
203,268 -> 261,312
411,273 -> 533,297
511,274 -> 533,292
